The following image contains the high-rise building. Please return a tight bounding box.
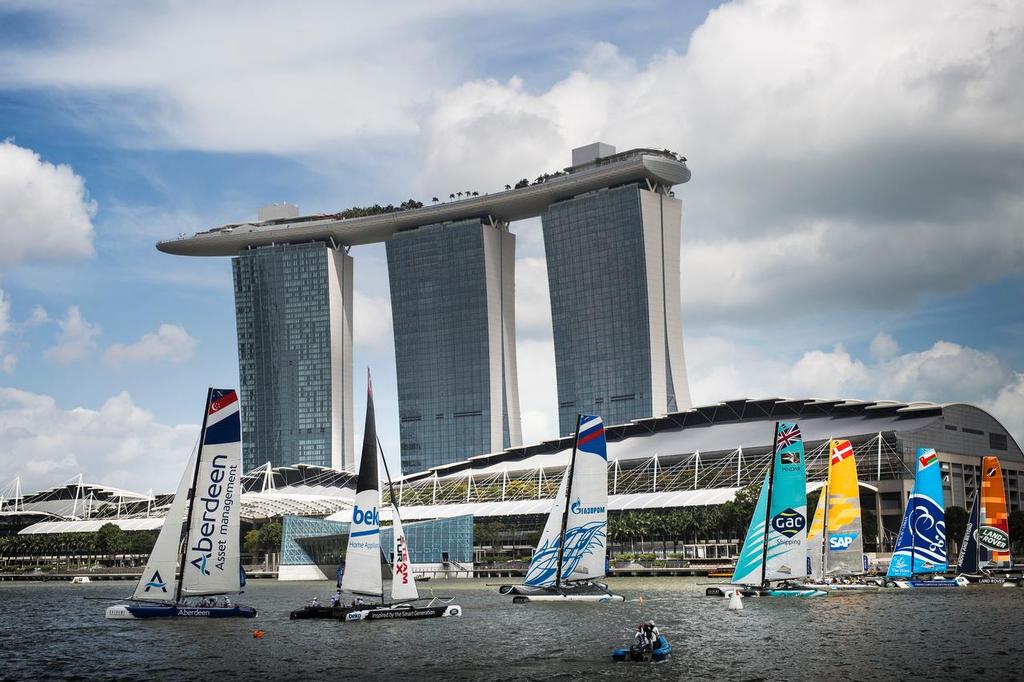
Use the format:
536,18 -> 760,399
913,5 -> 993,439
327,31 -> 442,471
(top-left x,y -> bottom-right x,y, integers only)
232,241 -> 354,472
543,173 -> 691,436
387,218 -> 522,473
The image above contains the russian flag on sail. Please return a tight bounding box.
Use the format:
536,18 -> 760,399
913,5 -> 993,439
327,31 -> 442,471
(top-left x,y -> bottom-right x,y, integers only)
576,415 -> 607,460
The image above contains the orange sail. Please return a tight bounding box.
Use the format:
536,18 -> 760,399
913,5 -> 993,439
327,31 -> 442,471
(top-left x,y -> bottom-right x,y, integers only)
980,457 -> 1011,566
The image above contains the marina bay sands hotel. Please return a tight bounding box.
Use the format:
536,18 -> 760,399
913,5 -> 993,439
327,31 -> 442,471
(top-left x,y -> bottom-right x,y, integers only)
158,144 -> 693,475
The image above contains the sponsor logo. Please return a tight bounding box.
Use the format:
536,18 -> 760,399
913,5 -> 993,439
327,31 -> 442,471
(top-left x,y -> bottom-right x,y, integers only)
829,533 -> 858,551
986,467 -> 998,477
352,505 -> 380,527
918,450 -> 937,468
771,508 -> 806,537
570,498 -> 606,515
979,526 -> 1010,551
188,454 -> 237,577
144,570 -> 167,592
780,451 -> 801,465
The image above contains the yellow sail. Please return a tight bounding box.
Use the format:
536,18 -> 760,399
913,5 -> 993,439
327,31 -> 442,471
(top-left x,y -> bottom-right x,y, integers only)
824,439 -> 864,574
807,481 -> 827,581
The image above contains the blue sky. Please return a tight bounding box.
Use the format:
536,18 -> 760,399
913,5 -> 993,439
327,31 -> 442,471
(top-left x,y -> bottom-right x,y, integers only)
1,0 -> 1022,492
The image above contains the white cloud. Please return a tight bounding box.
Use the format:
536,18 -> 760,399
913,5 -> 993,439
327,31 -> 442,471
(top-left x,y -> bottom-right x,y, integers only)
985,373 -> 1024,448
869,332 -> 899,361
0,388 -> 198,492
353,291 -> 393,346
103,324 -> 197,366
516,337 -> 558,444
0,140 -> 96,265
43,305 -> 100,364
1,355 -> 14,373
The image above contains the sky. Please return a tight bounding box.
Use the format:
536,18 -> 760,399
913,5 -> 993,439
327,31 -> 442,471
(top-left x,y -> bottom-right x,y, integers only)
0,0 -> 1022,494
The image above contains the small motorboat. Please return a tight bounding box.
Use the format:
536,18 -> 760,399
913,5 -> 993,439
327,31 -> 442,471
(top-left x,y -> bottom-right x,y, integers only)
70,576 -> 92,584
612,635 -> 671,662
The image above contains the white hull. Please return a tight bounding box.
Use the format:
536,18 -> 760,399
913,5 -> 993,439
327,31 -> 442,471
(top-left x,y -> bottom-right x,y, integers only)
514,593 -> 624,603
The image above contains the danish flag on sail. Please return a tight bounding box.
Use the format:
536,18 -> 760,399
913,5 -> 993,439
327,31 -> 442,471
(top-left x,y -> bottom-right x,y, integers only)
830,440 -> 854,464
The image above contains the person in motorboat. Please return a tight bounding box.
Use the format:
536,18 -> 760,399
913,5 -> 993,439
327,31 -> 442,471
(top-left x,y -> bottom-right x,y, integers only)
633,625 -> 651,651
646,621 -> 660,641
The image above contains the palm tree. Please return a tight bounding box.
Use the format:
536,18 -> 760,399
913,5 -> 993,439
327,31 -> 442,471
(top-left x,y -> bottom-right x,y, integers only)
449,193 -> 455,200
456,192 -> 463,199
471,191 -> 479,196
432,197 -> 439,203
504,184 -> 511,191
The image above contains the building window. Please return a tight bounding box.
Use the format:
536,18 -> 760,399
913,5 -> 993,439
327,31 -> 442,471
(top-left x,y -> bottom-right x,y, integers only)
944,424 -> 958,431
990,433 -> 1008,451
963,427 -> 984,436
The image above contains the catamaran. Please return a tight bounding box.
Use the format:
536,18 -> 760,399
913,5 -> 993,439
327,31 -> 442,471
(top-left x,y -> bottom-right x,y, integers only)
290,372 -> 461,621
705,422 -> 825,598
885,448 -> 966,588
106,388 -> 256,619
499,414 -> 624,603
957,456 -> 1018,585
798,439 -> 876,592
708,419 -> 827,593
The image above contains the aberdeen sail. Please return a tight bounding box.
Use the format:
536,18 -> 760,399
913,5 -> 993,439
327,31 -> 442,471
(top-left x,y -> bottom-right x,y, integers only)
706,422 -> 824,598
800,440 -> 876,592
290,372 -> 461,621
499,415 -> 623,603
885,448 -> 966,588
106,388 -> 256,619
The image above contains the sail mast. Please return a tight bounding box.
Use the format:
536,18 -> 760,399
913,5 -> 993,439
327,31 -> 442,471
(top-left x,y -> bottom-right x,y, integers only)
760,422 -> 781,588
820,479 -> 829,579
175,386 -> 213,605
555,415 -> 583,589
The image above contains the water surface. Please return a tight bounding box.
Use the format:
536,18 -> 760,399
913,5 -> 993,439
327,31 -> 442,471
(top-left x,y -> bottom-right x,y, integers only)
1,577 -> 1021,680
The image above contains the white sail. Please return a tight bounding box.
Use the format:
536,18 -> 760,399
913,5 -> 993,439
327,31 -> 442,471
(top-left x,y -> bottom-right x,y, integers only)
523,470 -> 569,587
181,389 -> 243,597
341,374 -> 384,598
390,507 -> 419,602
562,415 -> 609,581
130,443 -> 199,602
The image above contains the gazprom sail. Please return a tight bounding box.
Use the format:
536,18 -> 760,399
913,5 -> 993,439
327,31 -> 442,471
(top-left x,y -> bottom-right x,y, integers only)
502,414 -> 623,602
887,448 -> 947,578
731,422 -> 812,590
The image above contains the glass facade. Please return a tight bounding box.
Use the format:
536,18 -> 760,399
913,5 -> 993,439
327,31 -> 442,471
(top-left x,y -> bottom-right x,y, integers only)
387,219 -> 521,474
233,242 -> 353,473
543,184 -> 690,435
280,514 -> 474,567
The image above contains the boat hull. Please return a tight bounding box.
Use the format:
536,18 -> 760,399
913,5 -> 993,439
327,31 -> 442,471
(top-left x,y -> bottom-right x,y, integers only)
704,585 -> 825,598
612,635 -> 672,662
105,604 -> 257,619
795,582 -> 879,593
501,582 -> 623,603
345,604 -> 462,621
888,577 -> 967,589
290,605 -> 362,620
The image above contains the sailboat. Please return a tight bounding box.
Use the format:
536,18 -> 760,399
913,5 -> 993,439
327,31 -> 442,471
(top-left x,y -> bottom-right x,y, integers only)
705,422 -> 825,598
885,448 -> 966,588
498,414 -> 624,603
106,388 -> 256,619
957,456 -> 1018,585
290,372 -> 462,621
799,439 -> 876,592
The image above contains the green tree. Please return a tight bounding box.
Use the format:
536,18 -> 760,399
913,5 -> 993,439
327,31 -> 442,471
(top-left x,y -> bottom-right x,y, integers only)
945,506 -> 969,555
95,523 -> 127,565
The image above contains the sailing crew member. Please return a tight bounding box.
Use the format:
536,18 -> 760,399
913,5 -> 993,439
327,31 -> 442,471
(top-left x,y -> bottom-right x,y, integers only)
310,596 -> 320,607
330,591 -> 341,607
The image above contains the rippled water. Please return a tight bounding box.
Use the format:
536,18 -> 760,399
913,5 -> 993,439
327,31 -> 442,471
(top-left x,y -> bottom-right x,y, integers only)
1,577 -> 1021,680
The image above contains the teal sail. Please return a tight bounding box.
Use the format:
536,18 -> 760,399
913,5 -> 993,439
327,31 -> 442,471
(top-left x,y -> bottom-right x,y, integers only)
887,448 -> 947,578
731,422 -> 809,586
731,471 -> 770,586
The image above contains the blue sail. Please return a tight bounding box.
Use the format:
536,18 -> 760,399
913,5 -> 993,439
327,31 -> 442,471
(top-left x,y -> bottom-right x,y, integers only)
956,494 -> 980,574
731,470 -> 770,586
887,448 -> 947,577
731,421 -> 809,585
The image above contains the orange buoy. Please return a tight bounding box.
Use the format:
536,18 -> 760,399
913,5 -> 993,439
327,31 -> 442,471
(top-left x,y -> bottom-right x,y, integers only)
252,629 -> 266,639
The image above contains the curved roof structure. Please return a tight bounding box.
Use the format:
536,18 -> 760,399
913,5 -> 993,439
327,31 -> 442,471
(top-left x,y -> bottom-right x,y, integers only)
156,149 -> 691,256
